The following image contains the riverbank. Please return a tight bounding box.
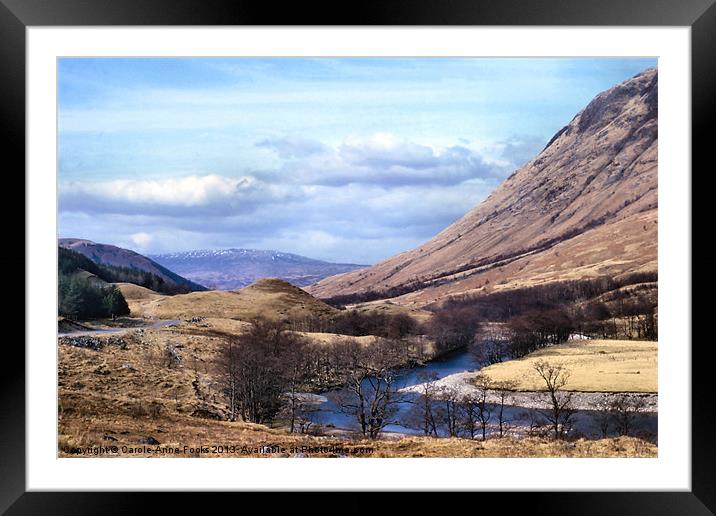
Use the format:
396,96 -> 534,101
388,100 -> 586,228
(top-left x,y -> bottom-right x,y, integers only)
310,342 -> 657,438
58,408 -> 657,458
401,369 -> 658,412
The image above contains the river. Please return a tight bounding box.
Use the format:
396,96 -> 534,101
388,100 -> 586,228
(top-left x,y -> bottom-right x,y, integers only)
309,348 -> 658,439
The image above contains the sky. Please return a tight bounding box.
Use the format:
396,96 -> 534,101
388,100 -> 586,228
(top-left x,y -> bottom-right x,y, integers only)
58,57 -> 657,264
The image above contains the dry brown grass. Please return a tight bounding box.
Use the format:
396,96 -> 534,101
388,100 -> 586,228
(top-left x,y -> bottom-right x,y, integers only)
115,282 -> 165,300
128,278 -> 339,322
479,339 -> 657,393
58,323 -> 655,458
115,283 -> 165,316
297,332 -> 378,346
58,323 -> 232,426
347,301 -> 434,324
385,212 -> 657,308
58,410 -> 656,458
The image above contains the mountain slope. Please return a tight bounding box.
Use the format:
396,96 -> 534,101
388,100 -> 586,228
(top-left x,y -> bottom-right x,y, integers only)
59,238 -> 207,293
308,68 -> 658,305
149,248 -> 366,290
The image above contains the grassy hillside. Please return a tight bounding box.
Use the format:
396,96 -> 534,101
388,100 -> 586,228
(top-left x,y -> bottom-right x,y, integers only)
131,278 -> 340,321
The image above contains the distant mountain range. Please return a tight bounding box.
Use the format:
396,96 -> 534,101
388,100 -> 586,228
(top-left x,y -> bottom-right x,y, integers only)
308,67 -> 658,305
59,238 -> 207,292
149,249 -> 367,291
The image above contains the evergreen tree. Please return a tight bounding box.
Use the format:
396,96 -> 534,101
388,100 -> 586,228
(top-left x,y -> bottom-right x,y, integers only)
102,285 -> 130,317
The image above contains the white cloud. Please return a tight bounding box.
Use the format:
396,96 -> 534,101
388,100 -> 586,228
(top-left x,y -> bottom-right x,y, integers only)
58,58 -> 657,263
257,132 -> 504,187
339,133 -> 436,168
60,174 -> 301,216
67,174 -> 240,206
58,134 -> 505,262
130,232 -> 154,249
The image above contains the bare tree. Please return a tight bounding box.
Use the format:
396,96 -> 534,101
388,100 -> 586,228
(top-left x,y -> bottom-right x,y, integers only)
594,397 -> 614,438
436,386 -> 462,437
461,392 -> 481,439
278,392 -> 320,434
492,379 -> 516,438
223,338 -> 238,421
281,338 -> 314,432
461,388 -> 491,440
516,409 -> 547,437
467,375 -> 493,440
406,371 -> 440,436
333,339 -> 404,439
610,393 -> 648,436
295,400 -> 320,434
533,360 -> 576,440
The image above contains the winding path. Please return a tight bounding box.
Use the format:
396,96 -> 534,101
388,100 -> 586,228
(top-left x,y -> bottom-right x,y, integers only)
58,319 -> 180,338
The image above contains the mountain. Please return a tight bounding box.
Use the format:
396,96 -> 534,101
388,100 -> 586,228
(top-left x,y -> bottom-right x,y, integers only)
308,68 -> 658,306
148,248 -> 366,290
59,238 -> 207,293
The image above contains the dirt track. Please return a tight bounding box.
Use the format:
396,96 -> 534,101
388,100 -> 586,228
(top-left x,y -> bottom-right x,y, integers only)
58,319 -> 180,337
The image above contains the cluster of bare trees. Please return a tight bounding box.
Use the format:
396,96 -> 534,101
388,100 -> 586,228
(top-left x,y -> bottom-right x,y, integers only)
427,272 -> 657,345
425,304 -> 482,354
217,316 -> 648,442
470,323 -> 511,365
221,319 -> 311,424
288,310 -> 419,340
522,361 -> 651,440
508,309 -> 575,356
595,393 -> 649,437
577,298 -> 657,340
406,373 -> 518,440
220,318 -> 414,436
431,272 -> 656,321
468,314 -> 574,366
431,304 -> 577,366
331,339 -> 407,438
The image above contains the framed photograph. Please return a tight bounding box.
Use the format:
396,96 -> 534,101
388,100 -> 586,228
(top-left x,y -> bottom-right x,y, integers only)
6,0 -> 708,510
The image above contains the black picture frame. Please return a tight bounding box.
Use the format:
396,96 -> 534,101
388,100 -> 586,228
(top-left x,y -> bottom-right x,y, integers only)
3,0 -> 708,512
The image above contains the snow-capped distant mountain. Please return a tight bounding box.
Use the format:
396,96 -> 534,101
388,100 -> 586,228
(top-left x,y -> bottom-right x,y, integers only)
148,248 -> 368,290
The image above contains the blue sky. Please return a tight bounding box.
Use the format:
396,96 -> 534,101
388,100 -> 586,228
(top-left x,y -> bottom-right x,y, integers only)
58,57 -> 657,264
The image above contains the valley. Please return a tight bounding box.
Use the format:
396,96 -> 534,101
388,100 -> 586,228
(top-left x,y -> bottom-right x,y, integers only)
57,67 -> 660,459
58,275 -> 658,457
